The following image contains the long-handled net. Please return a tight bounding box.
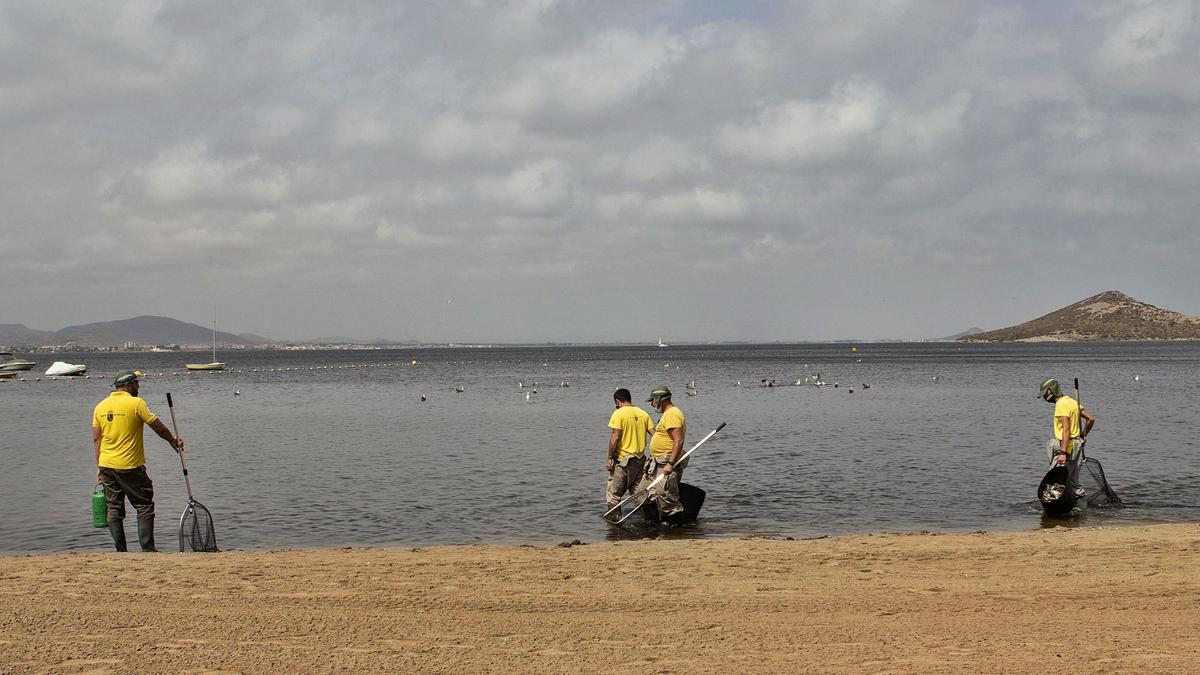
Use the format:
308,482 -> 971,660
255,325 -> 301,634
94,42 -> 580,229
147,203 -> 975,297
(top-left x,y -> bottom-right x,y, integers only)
180,499 -> 219,552
167,393 -> 220,552
1071,379 -> 1122,509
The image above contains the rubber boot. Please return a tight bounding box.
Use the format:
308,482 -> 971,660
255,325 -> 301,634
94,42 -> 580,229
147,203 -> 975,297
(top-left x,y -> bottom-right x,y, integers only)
108,521 -> 128,552
137,516 -> 157,552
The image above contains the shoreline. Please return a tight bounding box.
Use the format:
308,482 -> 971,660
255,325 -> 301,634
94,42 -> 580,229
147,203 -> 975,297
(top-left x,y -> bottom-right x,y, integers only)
3,523 -> 1197,673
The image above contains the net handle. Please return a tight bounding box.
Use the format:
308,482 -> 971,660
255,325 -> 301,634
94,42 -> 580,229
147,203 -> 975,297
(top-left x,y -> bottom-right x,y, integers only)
1074,378 -> 1085,461
166,393 -> 196,500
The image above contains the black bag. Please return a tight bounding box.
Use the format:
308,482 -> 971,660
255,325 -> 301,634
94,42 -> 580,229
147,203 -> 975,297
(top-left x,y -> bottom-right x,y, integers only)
642,482 -> 707,525
1038,465 -> 1074,515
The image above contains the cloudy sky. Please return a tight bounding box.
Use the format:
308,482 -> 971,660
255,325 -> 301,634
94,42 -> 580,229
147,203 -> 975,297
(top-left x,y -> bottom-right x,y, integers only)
2,1 -> 1198,342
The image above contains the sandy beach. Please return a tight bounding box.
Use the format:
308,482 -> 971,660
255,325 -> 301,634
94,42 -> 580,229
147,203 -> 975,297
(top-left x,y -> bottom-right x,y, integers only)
1,523 -> 1197,673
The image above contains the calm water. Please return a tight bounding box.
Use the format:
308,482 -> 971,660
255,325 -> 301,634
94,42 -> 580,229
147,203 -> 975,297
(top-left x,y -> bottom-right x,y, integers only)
2,343 -> 1198,554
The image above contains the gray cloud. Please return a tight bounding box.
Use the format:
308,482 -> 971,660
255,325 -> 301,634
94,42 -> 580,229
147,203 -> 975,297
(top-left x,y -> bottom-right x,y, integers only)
2,1 -> 1198,342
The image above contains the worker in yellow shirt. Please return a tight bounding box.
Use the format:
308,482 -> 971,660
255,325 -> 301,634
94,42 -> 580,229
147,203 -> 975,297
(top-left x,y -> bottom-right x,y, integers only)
92,370 -> 183,552
1038,377 -> 1095,506
638,385 -> 687,517
605,388 -> 653,508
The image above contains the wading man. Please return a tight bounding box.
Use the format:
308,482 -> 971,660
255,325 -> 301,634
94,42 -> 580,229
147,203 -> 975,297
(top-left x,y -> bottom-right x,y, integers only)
605,388 -> 653,509
639,385 -> 687,518
1039,377 -> 1095,506
92,370 -> 183,552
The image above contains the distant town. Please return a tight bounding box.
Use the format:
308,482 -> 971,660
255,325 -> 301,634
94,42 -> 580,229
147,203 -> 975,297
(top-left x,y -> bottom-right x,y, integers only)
5,342 -> 499,353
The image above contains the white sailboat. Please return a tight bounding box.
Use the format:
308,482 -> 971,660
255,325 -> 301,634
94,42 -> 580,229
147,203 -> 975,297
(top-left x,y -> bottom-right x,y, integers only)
657,337 -> 668,347
186,312 -> 226,371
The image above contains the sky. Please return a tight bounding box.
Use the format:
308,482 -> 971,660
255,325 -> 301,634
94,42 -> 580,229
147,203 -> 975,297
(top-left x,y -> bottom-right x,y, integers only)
2,1 -> 1199,343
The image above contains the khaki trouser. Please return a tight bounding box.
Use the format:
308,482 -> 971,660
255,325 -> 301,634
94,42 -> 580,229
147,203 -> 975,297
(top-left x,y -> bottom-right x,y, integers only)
638,457 -> 685,516
606,455 -> 645,506
1045,438 -> 1084,497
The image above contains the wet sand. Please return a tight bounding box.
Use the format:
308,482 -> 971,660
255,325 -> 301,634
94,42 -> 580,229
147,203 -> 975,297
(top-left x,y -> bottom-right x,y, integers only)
2,523 -> 1198,673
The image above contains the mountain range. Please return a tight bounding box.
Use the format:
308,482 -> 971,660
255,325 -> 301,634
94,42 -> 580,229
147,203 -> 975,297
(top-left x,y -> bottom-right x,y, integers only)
960,291 -> 1200,342
0,316 -> 269,348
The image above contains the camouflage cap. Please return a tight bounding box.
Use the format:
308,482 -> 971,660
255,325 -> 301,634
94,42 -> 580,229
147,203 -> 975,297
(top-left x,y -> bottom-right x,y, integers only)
114,369 -> 142,386
1037,377 -> 1060,398
646,385 -> 672,403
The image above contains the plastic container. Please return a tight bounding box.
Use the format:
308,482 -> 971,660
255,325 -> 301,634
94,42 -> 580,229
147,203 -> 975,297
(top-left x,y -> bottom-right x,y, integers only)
92,483 -> 108,528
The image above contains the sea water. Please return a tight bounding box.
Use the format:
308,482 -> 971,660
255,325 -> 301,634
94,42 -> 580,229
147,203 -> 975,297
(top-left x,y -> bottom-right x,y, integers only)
1,342 -> 1197,554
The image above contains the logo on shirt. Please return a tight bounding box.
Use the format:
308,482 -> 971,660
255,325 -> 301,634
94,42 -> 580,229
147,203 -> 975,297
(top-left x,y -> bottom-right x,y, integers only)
107,412 -> 113,422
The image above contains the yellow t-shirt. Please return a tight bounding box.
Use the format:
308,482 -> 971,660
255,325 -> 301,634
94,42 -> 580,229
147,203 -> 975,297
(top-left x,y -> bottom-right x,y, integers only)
649,406 -> 686,460
1052,395 -> 1081,453
93,391 -> 158,470
608,405 -> 653,462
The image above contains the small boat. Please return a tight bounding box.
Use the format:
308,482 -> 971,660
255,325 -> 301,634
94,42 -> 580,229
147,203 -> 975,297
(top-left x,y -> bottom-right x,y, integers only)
185,312 -> 226,371
0,353 -> 36,372
657,337 -> 668,347
45,361 -> 87,376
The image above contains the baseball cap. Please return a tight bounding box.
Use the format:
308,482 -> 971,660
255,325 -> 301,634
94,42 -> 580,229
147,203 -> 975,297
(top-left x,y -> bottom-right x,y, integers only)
114,369 -> 143,386
646,385 -> 672,402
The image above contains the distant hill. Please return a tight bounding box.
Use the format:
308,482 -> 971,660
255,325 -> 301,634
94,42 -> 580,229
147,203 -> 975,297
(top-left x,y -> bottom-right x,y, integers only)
960,291 -> 1200,342
0,324 -> 54,346
933,327 -> 985,342
1,316 -> 270,348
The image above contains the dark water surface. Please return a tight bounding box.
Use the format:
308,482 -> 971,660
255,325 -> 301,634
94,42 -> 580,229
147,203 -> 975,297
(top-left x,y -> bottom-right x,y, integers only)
2,342 -> 1198,554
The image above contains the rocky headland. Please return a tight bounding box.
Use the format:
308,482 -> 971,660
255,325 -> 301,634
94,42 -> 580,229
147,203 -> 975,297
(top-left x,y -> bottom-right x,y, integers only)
961,291 -> 1200,342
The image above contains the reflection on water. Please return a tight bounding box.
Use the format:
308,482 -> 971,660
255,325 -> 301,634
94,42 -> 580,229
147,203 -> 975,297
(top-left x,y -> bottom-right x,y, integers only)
1,342 -> 1198,553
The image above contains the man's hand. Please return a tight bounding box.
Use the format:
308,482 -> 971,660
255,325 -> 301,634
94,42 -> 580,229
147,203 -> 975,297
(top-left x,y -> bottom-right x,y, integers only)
174,436 -> 185,453
661,462 -> 674,476
1056,452 -> 1068,466
605,457 -> 615,472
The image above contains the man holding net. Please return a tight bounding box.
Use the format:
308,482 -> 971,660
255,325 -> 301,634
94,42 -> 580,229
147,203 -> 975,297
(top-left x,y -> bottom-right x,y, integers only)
92,370 -> 183,552
1038,377 -> 1095,506
638,386 -> 687,518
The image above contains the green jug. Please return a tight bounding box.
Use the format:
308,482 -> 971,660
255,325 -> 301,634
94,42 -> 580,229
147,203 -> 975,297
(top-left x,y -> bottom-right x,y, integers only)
92,483 -> 108,528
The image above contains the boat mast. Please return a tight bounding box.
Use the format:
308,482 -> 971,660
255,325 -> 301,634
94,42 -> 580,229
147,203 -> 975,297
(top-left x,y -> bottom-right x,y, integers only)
211,308 -> 217,363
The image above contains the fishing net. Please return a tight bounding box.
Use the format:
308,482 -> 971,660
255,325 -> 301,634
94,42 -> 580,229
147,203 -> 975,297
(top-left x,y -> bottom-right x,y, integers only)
179,500 -> 219,552
1080,457 -> 1122,507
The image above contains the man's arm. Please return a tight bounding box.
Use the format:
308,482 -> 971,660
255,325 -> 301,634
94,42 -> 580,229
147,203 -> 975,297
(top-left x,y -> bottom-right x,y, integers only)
606,428 -> 621,471
1080,408 -> 1096,438
1057,415 -> 1071,464
662,427 -> 685,475
148,419 -> 183,452
92,426 -> 102,478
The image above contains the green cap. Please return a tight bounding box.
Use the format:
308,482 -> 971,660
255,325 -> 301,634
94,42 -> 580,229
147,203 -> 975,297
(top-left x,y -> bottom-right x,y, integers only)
1037,377 -> 1060,398
646,385 -> 672,403
114,369 -> 142,386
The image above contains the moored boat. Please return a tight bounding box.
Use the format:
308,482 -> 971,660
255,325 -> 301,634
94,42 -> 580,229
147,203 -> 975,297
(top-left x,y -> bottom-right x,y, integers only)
0,353 -> 36,372
185,311 -> 226,371
45,361 -> 87,376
